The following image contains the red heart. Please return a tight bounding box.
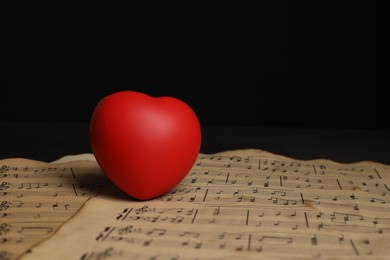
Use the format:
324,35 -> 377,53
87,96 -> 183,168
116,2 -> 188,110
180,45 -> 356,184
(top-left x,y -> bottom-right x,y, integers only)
89,91 -> 201,200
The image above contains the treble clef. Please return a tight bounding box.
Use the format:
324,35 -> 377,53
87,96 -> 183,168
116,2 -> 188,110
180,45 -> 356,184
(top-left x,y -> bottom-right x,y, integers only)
0,223 -> 10,235
0,201 -> 9,211
0,182 -> 9,190
0,165 -> 9,173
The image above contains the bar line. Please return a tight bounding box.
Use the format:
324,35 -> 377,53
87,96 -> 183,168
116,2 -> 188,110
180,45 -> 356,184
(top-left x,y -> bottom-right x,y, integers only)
337,179 -> 343,190
374,168 -> 382,179
191,209 -> 199,224
350,239 -> 359,255
304,212 -> 309,228
72,184 -> 78,196
202,189 -> 209,202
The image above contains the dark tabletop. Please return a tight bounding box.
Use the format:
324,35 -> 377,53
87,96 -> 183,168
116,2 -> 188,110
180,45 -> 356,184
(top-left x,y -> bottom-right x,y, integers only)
1,121 -> 389,165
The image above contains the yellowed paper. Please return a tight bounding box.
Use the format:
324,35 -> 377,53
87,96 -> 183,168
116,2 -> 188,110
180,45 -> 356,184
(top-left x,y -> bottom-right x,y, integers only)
5,149 -> 389,260
0,156 -> 108,260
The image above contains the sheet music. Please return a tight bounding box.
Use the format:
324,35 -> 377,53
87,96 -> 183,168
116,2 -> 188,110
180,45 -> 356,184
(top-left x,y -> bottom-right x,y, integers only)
2,149 -> 390,259
0,157 -> 108,260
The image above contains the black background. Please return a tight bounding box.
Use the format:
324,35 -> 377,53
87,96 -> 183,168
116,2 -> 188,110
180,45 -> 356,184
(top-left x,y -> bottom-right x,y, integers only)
2,1 -> 386,128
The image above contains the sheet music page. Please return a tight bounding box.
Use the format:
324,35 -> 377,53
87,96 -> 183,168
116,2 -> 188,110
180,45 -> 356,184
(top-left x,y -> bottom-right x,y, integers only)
0,156 -> 108,260
3,149 -> 390,259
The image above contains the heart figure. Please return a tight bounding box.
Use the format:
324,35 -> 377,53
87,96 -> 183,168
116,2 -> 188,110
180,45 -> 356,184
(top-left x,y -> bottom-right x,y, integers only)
89,91 -> 201,200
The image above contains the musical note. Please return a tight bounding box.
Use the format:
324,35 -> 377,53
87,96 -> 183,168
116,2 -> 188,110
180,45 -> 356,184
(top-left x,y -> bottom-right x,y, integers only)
146,228 -> 166,237
143,238 -> 153,247
311,234 -> 318,245
18,226 -> 53,234
80,247 -> 125,260
17,183 -> 31,189
257,235 -> 293,244
179,231 -> 200,238
370,197 -> 386,204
